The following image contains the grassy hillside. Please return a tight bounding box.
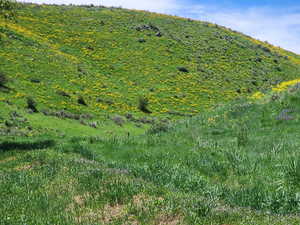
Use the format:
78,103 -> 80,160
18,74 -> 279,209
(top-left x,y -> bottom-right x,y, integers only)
2,2 -> 300,225
3,83 -> 300,224
1,3 -> 300,120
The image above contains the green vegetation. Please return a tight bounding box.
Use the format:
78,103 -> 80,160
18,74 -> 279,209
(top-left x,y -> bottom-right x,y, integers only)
3,86 -> 300,224
1,2 -> 300,225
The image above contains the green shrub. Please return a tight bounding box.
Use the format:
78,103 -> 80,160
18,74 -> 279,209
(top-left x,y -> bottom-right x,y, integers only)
27,97 -> 38,113
78,96 -> 87,106
138,96 -> 152,113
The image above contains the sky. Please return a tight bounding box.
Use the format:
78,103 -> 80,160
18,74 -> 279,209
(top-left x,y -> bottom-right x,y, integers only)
19,0 -> 300,54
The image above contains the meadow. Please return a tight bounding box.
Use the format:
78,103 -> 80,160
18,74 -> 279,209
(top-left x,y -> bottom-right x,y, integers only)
2,85 -> 300,224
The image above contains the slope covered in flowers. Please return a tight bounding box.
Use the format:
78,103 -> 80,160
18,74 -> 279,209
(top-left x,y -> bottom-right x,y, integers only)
1,3 -> 300,118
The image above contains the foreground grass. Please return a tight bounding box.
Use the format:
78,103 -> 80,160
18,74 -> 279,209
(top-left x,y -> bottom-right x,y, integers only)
2,87 -> 300,224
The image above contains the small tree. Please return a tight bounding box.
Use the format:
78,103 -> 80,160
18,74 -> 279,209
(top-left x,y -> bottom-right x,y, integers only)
0,0 -> 17,19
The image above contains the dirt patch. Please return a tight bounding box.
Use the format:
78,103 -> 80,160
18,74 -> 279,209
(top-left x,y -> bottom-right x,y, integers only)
155,214 -> 183,225
75,203 -> 126,224
100,204 -> 126,224
66,193 -> 89,213
133,194 -> 152,208
73,195 -> 85,206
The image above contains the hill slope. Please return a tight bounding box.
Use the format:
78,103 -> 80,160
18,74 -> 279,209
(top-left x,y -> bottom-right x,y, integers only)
0,3 -> 300,119
3,3 -> 300,224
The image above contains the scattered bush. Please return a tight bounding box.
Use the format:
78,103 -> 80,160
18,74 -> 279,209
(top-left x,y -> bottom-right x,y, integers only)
41,109 -> 92,120
138,96 -> 152,114
148,122 -> 170,134
26,97 -> 38,113
111,115 -> 125,126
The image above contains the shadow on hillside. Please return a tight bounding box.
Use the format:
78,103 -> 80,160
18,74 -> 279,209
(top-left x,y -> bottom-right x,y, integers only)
0,140 -> 55,152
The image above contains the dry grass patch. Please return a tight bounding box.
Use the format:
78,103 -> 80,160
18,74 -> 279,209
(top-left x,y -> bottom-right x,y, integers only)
133,194 -> 164,208
14,164 -> 33,171
0,156 -> 16,164
101,203 -> 127,224
154,214 -> 184,225
74,203 -> 127,224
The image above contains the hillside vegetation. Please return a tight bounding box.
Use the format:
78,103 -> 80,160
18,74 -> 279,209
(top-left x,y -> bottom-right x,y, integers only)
2,2 -> 300,225
1,3 -> 300,119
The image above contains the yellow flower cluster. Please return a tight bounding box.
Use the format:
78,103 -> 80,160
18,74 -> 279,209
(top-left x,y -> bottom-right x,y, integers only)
272,78 -> 300,92
249,92 -> 264,100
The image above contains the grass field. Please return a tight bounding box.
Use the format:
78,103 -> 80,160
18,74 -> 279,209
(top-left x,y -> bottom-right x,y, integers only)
2,2 -> 300,225
2,85 -> 300,224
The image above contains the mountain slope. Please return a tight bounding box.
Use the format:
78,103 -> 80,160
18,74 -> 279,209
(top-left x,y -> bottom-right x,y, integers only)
0,3 -> 300,118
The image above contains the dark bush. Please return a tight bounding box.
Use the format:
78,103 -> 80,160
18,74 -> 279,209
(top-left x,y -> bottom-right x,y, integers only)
27,97 -> 38,113
30,78 -> 41,83
0,71 -> 8,87
78,96 -> 87,106
138,38 -> 146,43
138,96 -> 152,114
177,67 -> 189,73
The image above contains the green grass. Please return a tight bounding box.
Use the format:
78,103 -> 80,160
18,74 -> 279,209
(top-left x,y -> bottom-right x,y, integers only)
3,87 -> 300,224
